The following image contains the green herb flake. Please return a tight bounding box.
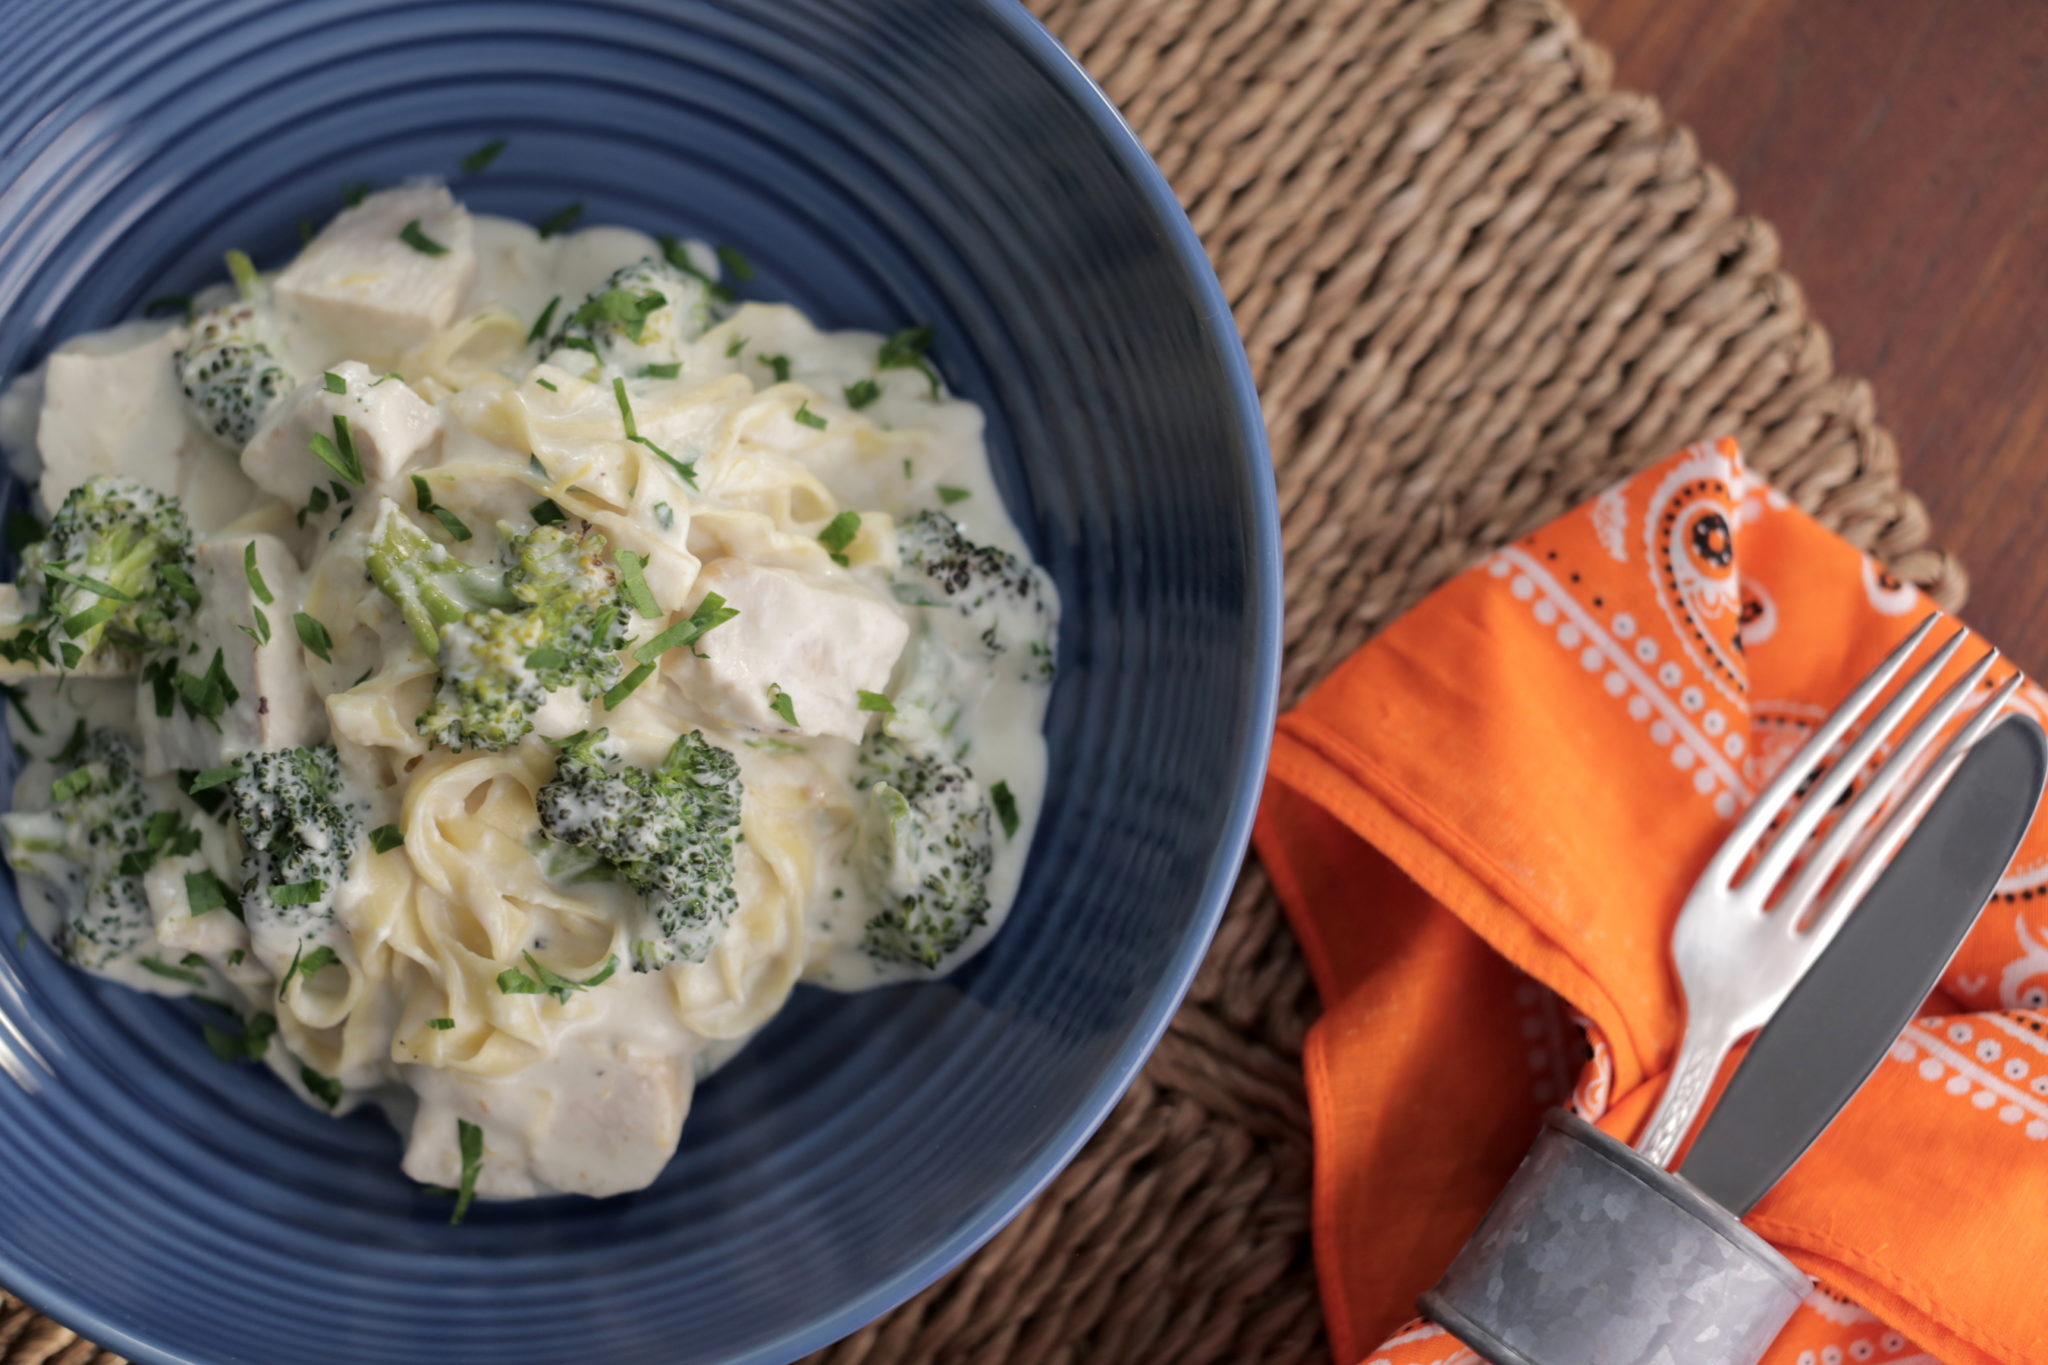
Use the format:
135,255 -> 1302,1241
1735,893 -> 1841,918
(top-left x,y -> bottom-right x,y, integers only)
616,551 -> 661,618
634,592 -> 738,665
793,400 -> 827,431
294,611 -> 334,663
937,485 -> 971,505
399,219 -> 450,256
639,362 -> 681,379
844,378 -> 880,410
139,956 -> 206,987
602,660 -> 653,711
536,201 -> 585,238
450,1118 -> 484,1224
857,690 -> 895,713
279,943 -> 339,999
184,870 -> 236,917
757,353 -> 791,384
427,1016 -> 455,1030
725,334 -> 747,359
991,780 -> 1020,840
186,764 -> 240,794
817,511 -> 860,562
239,607 -> 272,646
273,880 -> 327,908
302,1065 -> 343,1110
767,684 -> 798,727
498,950 -> 618,1006
322,371 -> 347,395
716,245 -> 755,281
243,542 -> 275,605
412,476 -> 473,542
460,137 -> 508,174
535,377 -> 558,392
574,287 -> 666,343
527,296 -> 560,345
656,234 -> 736,302
877,325 -> 942,399
370,824 -> 405,855
530,499 -> 567,526
43,563 -> 135,601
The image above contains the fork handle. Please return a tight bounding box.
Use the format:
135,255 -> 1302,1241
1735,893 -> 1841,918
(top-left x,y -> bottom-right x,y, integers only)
1634,1026 -> 1734,1167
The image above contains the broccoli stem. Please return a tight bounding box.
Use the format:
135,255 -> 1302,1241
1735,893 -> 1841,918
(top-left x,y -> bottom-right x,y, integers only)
366,504 -> 519,654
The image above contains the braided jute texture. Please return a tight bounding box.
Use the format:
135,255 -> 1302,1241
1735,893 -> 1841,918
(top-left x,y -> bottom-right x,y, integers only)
1,0 -> 1962,1362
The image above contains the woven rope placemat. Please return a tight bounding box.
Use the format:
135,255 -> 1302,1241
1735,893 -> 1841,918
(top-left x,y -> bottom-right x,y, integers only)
0,0 -> 1963,1361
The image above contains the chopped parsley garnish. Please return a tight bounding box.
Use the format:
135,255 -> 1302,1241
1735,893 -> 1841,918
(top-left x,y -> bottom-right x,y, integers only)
817,510 -> 860,566
535,377 -> 558,392
716,245 -> 755,281
450,1118 -> 484,1224
536,201 -> 584,238
244,542 -> 275,604
187,765 -> 240,793
307,414 -> 364,485
793,400 -> 827,431
725,334 -> 746,358
496,950 -> 618,1005
574,287 -> 666,343
139,956 -> 206,987
615,551 -> 661,618
322,371 -> 347,395
612,378 -> 697,487
633,592 -> 738,665
411,476 -> 473,542
937,485 -> 971,505
843,378 -> 880,410
526,295 -> 560,344
43,563 -> 135,601
427,1016 -> 455,1030
757,353 -> 791,384
460,137 -> 507,174
857,690 -> 895,713
991,780 -> 1020,840
653,501 -> 674,529
205,1011 -> 276,1064
143,294 -> 194,323
370,824 -> 405,854
279,943 -> 339,999
399,219 -> 449,256
228,949 -> 245,966
530,498 -> 567,525
184,870 -> 237,917
767,684 -> 798,727
639,362 -> 681,379
175,649 -> 240,727
301,1065 -> 343,1110
878,325 -> 941,399
238,607 -> 272,646
273,880 -> 327,908
343,180 -> 371,207
294,611 -> 333,663
601,663 -> 654,710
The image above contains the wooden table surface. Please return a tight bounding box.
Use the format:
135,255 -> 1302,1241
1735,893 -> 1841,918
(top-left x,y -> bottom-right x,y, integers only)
1574,0 -> 2048,671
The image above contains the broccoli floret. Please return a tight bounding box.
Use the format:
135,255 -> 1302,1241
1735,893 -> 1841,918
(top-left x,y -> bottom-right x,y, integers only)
367,502 -> 630,751
225,745 -> 360,931
535,729 -> 743,971
896,511 -> 1055,680
176,298 -> 294,447
0,476 -> 196,673
854,731 -> 994,971
0,729 -> 168,969
542,256 -> 721,374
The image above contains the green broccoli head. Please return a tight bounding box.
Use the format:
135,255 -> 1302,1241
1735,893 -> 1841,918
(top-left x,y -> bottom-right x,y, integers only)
226,745 -> 359,928
896,511 -> 1055,680
0,728 -> 165,968
2,476 -> 196,672
368,503 -> 630,751
542,256 -> 720,374
176,299 -> 294,447
535,729 -> 743,971
855,732 -> 994,971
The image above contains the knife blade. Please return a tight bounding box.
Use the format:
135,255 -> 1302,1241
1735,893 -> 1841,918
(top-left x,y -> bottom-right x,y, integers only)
1680,712 -> 2048,1214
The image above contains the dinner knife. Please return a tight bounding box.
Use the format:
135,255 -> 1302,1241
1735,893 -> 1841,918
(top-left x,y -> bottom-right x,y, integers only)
1680,712 -> 2048,1214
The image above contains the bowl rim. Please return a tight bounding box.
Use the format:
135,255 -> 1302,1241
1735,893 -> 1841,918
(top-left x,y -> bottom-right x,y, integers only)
0,2 -> 1282,1360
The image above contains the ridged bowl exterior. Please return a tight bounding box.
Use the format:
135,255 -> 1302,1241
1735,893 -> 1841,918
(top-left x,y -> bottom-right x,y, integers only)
0,3 -> 1279,1362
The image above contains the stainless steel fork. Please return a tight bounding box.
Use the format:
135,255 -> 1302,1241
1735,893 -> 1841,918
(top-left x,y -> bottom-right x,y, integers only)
1634,614 -> 2021,1166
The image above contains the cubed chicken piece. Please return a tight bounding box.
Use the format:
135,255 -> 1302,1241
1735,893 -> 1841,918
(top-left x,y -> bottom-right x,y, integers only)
242,361 -> 441,506
274,182 -> 477,363
677,560 -> 908,744
34,320 -> 254,531
139,532 -> 324,774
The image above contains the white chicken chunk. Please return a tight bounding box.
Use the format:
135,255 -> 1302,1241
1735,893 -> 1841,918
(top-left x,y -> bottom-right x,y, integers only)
241,361 -> 441,506
33,320 -> 253,532
677,559 -> 908,744
138,532 -> 323,774
275,183 -> 477,363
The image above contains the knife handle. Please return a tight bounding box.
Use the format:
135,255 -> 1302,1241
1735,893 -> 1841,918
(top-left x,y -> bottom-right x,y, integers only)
1423,1110 -> 1805,1365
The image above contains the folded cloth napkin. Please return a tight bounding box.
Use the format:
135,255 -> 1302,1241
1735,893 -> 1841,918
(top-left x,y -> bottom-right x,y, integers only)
1256,439 -> 2048,1365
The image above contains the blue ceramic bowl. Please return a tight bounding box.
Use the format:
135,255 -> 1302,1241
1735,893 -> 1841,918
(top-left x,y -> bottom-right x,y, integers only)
0,2 -> 1278,1362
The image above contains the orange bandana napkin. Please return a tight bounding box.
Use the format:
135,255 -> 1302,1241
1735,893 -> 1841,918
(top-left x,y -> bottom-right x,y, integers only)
1256,440 -> 2048,1365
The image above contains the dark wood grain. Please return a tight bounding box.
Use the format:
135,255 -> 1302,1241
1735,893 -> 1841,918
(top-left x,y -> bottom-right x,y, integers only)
1573,0 -> 2048,669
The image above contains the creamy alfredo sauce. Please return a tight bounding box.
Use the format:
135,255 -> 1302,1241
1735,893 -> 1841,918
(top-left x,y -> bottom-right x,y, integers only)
0,182 -> 1054,1201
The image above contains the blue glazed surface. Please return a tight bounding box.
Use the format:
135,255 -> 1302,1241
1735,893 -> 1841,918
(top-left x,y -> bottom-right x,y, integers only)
0,2 -> 1279,1362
